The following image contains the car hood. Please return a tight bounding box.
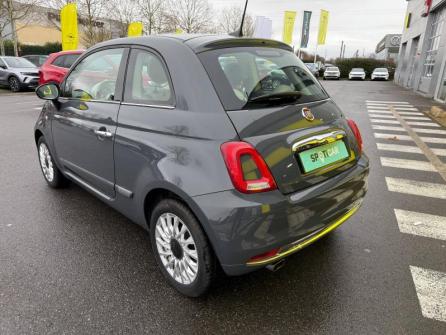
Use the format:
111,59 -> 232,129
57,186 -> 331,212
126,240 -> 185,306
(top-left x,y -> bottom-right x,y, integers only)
11,67 -> 39,74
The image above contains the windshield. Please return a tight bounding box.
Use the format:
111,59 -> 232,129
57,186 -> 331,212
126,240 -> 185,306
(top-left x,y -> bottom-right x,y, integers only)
374,68 -> 388,72
3,57 -> 36,68
352,68 -> 364,72
199,47 -> 328,111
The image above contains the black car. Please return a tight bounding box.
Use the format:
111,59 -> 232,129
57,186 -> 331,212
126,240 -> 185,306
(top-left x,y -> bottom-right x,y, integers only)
34,35 -> 369,297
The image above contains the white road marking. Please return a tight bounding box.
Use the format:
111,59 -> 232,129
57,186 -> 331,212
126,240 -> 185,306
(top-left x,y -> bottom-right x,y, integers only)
412,128 -> 446,135
371,119 -> 401,125
397,112 -> 424,116
394,107 -> 419,111
366,100 -> 410,104
367,110 -> 393,114
377,143 -> 423,154
367,106 -> 392,110
410,266 -> 446,323
372,125 -> 406,132
418,136 -> 446,144
432,148 -> 446,156
374,133 -> 413,141
33,107 -> 42,110
395,209 -> 446,241
385,177 -> 446,199
380,157 -> 436,171
407,121 -> 440,127
369,114 -> 396,119
401,116 -> 432,121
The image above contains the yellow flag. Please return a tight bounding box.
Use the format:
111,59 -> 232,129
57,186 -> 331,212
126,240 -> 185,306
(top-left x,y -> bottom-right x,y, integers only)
128,22 -> 143,37
282,11 -> 297,45
175,28 -> 184,34
317,10 -> 330,45
60,3 -> 78,51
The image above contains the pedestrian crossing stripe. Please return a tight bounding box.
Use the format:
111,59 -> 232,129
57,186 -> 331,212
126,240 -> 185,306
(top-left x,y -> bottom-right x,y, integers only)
385,177 -> 446,199
372,125 -> 406,132
393,107 -> 419,111
394,209 -> 446,241
397,112 -> 424,116
367,110 -> 393,114
374,133 -> 446,144
377,143 -> 422,154
369,114 -> 396,119
412,128 -> 446,135
407,121 -> 441,127
366,100 -> 410,104
401,116 -> 432,121
371,119 -> 401,124
410,266 -> 446,323
380,157 -> 436,172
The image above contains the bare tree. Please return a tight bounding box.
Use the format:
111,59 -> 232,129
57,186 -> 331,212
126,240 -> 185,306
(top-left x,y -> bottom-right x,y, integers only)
0,0 -> 39,56
78,0 -> 110,47
107,0 -> 138,37
166,0 -> 212,34
137,0 -> 164,35
218,5 -> 254,37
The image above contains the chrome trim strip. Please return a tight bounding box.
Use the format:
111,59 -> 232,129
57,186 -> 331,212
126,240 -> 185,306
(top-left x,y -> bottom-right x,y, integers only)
120,102 -> 175,109
116,185 -> 133,199
58,97 -> 121,104
64,171 -> 112,201
292,129 -> 346,152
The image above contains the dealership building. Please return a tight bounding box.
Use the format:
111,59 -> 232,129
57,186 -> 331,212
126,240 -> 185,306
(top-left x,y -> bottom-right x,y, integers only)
375,34 -> 402,61
395,0 -> 446,102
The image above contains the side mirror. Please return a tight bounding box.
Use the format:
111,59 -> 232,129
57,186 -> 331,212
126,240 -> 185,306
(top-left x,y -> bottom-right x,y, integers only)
0,65 -> 6,70
36,83 -> 60,100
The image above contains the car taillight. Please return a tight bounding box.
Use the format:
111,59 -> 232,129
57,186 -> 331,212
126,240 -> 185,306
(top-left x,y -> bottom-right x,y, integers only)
220,141 -> 277,193
347,119 -> 363,154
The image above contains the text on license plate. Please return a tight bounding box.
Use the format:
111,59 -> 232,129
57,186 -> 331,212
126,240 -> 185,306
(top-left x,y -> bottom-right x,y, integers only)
298,140 -> 349,173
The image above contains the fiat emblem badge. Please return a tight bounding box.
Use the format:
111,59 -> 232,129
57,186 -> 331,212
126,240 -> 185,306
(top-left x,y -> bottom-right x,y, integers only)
302,107 -> 315,121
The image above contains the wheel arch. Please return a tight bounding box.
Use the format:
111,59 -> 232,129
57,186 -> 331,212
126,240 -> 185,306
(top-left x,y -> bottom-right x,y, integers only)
34,129 -> 44,145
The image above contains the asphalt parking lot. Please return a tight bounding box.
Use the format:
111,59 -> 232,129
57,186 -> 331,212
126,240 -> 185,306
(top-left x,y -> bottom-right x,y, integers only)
0,81 -> 445,334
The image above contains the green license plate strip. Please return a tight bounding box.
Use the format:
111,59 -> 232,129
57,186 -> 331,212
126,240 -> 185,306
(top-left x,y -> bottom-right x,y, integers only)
298,140 -> 349,173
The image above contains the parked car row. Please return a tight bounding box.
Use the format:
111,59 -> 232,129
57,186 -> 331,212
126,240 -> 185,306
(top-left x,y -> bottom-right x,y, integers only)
0,50 -> 83,92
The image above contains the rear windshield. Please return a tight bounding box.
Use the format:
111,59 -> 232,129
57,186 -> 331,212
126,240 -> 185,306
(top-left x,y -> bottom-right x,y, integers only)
199,47 -> 328,111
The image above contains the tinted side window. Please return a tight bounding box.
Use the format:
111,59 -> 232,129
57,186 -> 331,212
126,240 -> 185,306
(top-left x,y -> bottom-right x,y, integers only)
52,55 -> 65,67
124,49 -> 174,106
63,48 -> 124,101
63,54 -> 80,68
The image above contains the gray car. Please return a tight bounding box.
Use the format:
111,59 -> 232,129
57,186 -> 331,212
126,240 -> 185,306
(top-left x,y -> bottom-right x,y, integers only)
0,56 -> 39,91
34,35 -> 369,297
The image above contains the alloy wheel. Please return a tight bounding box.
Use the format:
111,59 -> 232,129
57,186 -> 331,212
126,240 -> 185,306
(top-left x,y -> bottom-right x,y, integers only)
9,77 -> 20,92
155,213 -> 199,285
39,143 -> 54,182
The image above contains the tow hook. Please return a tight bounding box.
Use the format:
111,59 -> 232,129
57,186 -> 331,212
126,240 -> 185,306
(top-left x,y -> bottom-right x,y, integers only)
266,259 -> 286,272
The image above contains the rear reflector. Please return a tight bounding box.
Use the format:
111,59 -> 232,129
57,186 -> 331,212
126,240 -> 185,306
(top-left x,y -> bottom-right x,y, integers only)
347,119 -> 363,154
220,141 -> 277,194
248,248 -> 280,262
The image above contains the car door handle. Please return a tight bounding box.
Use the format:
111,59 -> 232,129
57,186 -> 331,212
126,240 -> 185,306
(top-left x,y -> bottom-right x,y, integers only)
94,129 -> 113,138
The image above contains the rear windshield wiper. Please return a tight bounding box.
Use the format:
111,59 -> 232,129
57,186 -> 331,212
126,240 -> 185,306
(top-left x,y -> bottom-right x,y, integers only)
245,91 -> 302,106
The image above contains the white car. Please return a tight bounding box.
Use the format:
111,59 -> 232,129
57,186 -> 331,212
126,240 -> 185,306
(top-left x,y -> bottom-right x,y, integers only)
349,68 -> 366,80
324,66 -> 341,80
371,68 -> 389,81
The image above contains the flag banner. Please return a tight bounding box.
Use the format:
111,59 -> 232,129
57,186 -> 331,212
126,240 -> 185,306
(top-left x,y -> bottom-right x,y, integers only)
253,16 -> 273,39
60,3 -> 78,51
317,10 -> 329,45
128,22 -> 143,37
282,11 -> 297,45
300,11 -> 312,48
175,28 -> 184,34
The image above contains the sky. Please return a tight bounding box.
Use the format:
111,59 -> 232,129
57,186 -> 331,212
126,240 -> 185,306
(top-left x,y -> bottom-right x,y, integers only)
211,0 -> 408,59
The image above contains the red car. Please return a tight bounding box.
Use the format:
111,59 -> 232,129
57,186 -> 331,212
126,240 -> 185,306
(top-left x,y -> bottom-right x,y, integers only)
39,50 -> 84,85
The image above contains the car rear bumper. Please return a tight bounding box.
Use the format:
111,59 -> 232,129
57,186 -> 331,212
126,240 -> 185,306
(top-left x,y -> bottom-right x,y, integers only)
193,154 -> 369,276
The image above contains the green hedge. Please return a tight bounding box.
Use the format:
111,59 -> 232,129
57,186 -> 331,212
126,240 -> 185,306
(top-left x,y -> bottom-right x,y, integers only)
2,40 -> 62,56
333,58 -> 396,79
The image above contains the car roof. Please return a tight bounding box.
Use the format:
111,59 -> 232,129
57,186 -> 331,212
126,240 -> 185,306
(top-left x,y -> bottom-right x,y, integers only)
50,50 -> 84,57
92,34 -> 293,54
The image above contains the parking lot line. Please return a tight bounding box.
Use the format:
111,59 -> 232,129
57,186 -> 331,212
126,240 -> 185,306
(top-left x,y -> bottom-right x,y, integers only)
395,209 -> 446,241
401,116 -> 432,121
407,121 -> 441,127
385,177 -> 446,199
372,125 -> 406,132
371,119 -> 401,124
376,143 -> 423,154
374,133 -> 413,141
380,157 -> 436,172
410,266 -> 446,323
366,100 -> 410,104
412,128 -> 446,135
369,114 -> 396,119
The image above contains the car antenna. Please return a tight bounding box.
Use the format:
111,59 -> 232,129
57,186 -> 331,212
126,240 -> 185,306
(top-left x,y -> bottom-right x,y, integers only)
229,0 -> 248,37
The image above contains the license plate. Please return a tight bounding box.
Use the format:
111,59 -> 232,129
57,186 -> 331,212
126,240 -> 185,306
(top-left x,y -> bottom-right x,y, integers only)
298,140 -> 349,173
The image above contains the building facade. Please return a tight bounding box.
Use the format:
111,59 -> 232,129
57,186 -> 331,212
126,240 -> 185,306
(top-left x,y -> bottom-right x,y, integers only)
375,34 -> 402,61
395,0 -> 446,102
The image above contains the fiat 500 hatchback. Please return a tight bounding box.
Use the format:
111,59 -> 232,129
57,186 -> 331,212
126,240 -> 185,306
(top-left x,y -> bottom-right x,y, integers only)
34,35 -> 369,297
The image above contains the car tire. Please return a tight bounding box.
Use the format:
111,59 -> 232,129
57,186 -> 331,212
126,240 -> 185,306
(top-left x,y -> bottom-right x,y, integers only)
8,76 -> 21,92
37,137 -> 69,188
150,198 -> 216,297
